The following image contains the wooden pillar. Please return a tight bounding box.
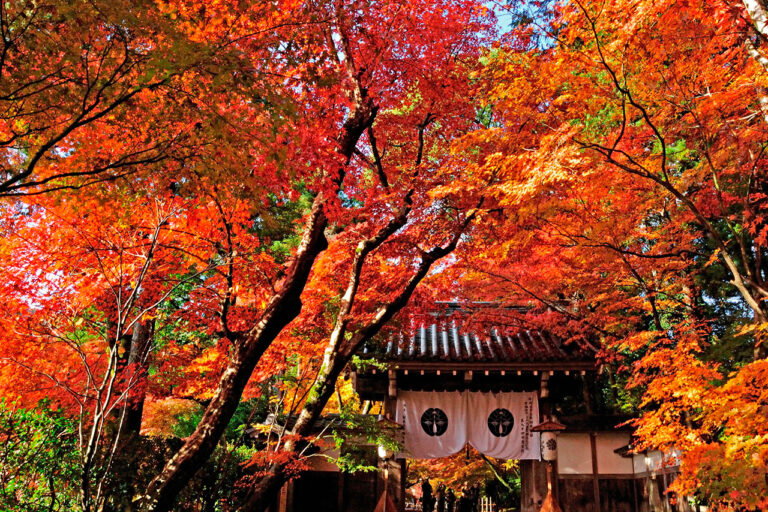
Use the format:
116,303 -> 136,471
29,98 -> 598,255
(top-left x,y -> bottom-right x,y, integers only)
338,472 -> 345,512
632,464 -> 640,512
387,459 -> 402,511
539,462 -> 563,512
285,480 -> 294,512
384,369 -> 397,419
399,458 -> 406,512
275,482 -> 288,512
524,372 -> 554,511
581,373 -> 594,415
384,397 -> 396,419
375,457 -> 405,512
521,460 -> 549,512
660,459 -> 671,512
539,373 -> 551,418
590,433 -> 601,512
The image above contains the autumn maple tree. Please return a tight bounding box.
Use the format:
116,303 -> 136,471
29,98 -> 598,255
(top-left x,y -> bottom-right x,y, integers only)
0,1 -> 197,196
1,0 -> 493,510
448,0 -> 768,507
3,0 -> 768,510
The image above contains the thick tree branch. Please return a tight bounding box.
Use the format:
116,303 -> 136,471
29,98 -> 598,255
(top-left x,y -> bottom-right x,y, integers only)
142,64 -> 378,512
244,208 -> 478,512
744,0 -> 768,40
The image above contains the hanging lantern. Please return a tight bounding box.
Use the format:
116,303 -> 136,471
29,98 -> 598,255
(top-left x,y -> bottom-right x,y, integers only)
532,420 -> 567,460
541,431 -> 559,461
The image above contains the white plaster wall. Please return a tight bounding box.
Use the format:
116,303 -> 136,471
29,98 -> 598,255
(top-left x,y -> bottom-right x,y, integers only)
647,450 -> 664,472
595,432 -> 633,475
556,432 -> 633,475
632,449 -> 680,476
556,433 -> 592,474
633,453 -> 646,474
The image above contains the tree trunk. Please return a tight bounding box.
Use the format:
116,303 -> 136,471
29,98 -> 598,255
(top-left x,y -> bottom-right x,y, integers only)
242,219 -> 474,511
140,99 -> 376,512
242,351 -> 348,511
143,199 -> 327,512
123,319 -> 154,436
744,0 -> 768,40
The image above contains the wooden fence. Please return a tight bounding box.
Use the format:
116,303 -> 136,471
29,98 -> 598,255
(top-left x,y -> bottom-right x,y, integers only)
480,496 -> 495,512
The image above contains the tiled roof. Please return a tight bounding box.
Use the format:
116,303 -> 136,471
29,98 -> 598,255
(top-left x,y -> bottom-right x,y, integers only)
361,323 -> 597,364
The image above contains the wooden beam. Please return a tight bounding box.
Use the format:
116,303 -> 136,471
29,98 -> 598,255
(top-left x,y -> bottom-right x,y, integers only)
388,361 -> 596,372
557,473 -> 637,480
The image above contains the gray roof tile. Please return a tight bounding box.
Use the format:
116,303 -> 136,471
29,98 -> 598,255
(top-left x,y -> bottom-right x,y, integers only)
374,322 -> 596,364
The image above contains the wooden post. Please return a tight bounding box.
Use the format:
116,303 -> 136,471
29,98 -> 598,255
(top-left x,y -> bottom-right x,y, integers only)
532,421 -> 567,512
388,369 -> 397,399
581,373 -> 594,415
538,462 -> 563,512
399,458 -> 406,512
338,472 -> 345,512
520,460 -> 548,512
590,433 -> 601,512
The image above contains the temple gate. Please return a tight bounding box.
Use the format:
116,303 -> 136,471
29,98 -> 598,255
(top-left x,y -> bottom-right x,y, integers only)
267,304 -> 689,512
352,305 -> 688,512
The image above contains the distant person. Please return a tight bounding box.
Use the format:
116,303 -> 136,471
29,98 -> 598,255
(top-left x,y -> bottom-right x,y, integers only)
421,479 -> 434,512
470,482 -> 480,512
436,483 -> 446,512
446,488 -> 456,512
457,485 -> 471,512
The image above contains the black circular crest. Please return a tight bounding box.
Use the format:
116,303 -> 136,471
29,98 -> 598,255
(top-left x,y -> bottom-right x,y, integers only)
420,408 -> 448,436
487,408 -> 514,437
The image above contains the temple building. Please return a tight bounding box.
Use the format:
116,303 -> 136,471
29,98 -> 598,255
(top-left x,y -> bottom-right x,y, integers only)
268,304 -> 690,512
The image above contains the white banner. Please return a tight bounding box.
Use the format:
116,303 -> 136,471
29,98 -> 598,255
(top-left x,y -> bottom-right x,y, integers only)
466,392 -> 539,460
396,391 -> 468,459
396,391 -> 539,460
